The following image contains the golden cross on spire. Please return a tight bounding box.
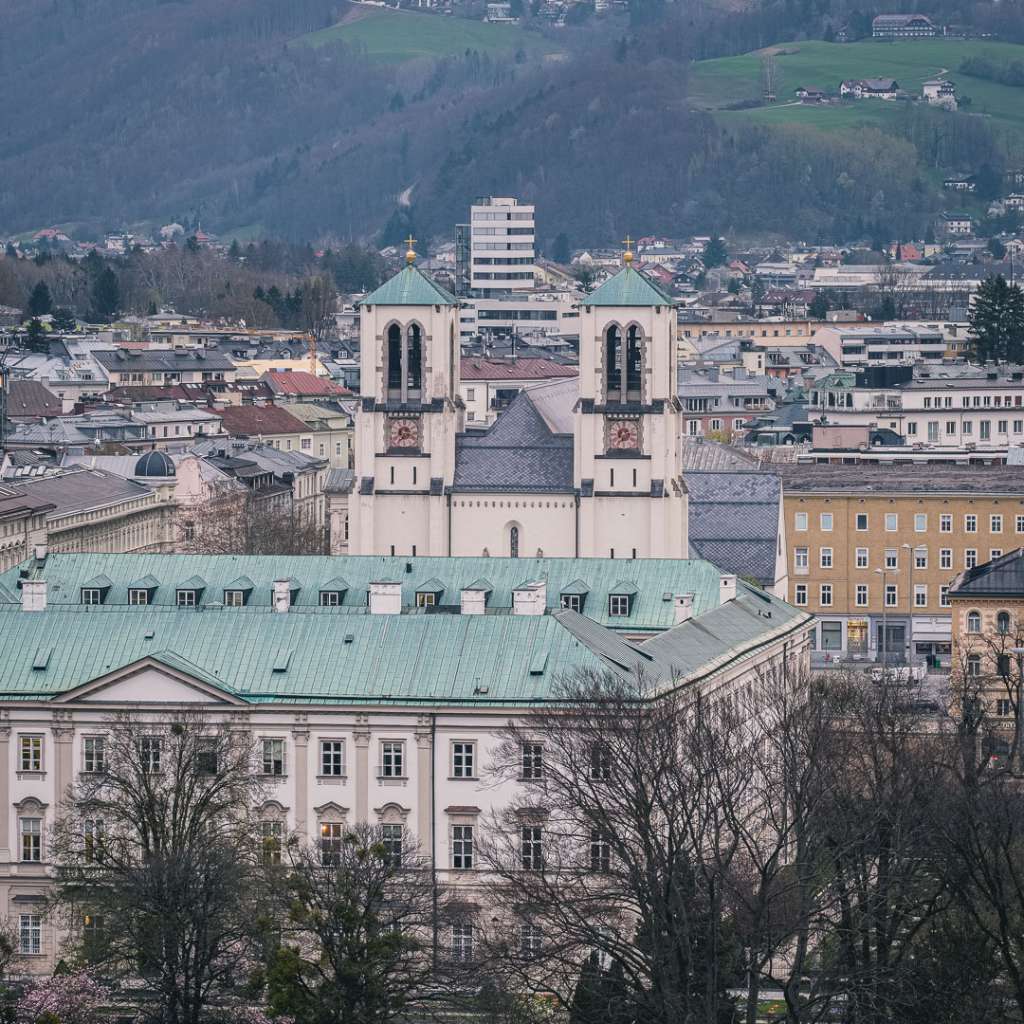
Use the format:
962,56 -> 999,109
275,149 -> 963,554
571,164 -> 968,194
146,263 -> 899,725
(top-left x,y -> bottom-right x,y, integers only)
621,235 -> 634,265
404,235 -> 417,265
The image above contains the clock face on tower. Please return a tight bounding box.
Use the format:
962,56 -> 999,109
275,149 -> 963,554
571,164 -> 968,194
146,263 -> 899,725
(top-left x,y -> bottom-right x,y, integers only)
606,417 -> 640,451
387,417 -> 421,450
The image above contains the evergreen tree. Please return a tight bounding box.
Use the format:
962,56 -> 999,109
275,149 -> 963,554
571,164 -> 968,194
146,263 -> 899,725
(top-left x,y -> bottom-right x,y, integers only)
989,236 -> 1007,260
26,318 -> 47,353
50,308 -> 77,333
552,232 -> 571,264
969,274 -> 1024,363
90,267 -> 121,322
703,236 -> 728,269
26,280 -> 52,317
568,958 -> 607,1024
228,239 -> 242,260
809,291 -> 830,319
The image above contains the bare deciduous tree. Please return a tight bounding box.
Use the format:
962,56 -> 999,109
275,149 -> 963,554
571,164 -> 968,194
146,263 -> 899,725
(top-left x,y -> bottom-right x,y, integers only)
50,712 -> 267,1024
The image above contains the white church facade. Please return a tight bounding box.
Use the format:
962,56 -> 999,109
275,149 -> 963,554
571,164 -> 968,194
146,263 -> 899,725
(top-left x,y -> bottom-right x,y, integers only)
349,247 -> 688,560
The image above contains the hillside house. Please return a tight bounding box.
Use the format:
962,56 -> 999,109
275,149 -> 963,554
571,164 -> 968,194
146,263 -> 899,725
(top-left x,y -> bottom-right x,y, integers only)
923,78 -> 957,109
943,175 -> 975,192
871,13 -> 937,37
939,212 -> 974,236
840,78 -> 900,100
795,86 -> 826,103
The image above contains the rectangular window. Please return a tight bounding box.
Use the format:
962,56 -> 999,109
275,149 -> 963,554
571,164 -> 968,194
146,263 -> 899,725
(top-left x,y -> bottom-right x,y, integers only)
884,513 -> 898,532
19,915 -> 41,955
81,589 -> 102,605
381,742 -> 404,778
794,547 -> 809,570
885,584 -> 898,607
940,548 -> 952,569
128,589 -> 149,605
940,585 -> 950,608
223,590 -> 245,607
319,591 -> 341,607
820,547 -> 833,569
560,594 -> 582,612
992,549 -> 1003,560
1016,421 -> 1024,435
521,742 -> 544,780
84,818 -> 105,863
451,922 -> 474,961
176,590 -> 197,607
997,699 -> 1013,717
965,549 -> 977,569
452,742 -> 475,779
20,818 -> 41,862
965,514 -> 977,533
140,736 -> 161,774
19,736 -> 42,772
946,421 -> 957,435
820,513 -> 833,532
914,513 -> 927,532
261,738 -> 285,776
885,549 -> 898,570
520,923 -> 543,957
260,820 -> 283,865
367,824 -> 397,871
855,548 -> 868,569
608,594 -> 630,617
820,584 -> 833,607
1018,515 -> 1024,533
794,512 -> 808,531
196,739 -> 218,775
320,740 -> 345,777
914,584 -> 928,608
83,736 -> 106,774
992,514 -> 1003,533
940,514 -> 952,533
855,584 -> 868,607
320,822 -> 343,866
452,824 -> 474,869
794,584 -> 807,606
915,548 -> 927,569
521,826 -> 544,870
590,744 -> 612,781
856,513 -> 868,531
590,829 -> 611,872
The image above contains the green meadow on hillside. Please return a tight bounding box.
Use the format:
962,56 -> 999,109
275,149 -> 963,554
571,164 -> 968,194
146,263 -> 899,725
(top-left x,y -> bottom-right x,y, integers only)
690,39 -> 1024,136
294,5 -> 551,62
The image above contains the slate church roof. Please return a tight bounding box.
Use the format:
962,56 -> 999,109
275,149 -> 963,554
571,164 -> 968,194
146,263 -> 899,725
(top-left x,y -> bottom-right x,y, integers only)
453,389 -> 574,493
683,471 -> 782,587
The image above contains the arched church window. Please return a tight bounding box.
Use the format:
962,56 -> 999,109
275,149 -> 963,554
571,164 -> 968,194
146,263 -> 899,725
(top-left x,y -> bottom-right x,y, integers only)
509,526 -> 520,558
625,325 -> 642,399
407,324 -> 423,393
386,324 -> 402,394
605,326 -> 622,402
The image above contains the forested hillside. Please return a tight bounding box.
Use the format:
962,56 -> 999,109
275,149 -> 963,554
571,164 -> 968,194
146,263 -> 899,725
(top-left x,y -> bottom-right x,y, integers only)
3,0 -> 1024,246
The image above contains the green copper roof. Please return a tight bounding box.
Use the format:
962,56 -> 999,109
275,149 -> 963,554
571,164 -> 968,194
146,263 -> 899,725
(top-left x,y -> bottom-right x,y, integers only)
361,265 -> 456,307
224,576 -> 255,592
585,265 -> 674,307
0,553 -> 739,632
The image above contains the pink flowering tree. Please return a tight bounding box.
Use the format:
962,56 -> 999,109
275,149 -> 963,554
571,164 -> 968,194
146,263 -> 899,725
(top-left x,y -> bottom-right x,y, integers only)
17,970 -> 109,1024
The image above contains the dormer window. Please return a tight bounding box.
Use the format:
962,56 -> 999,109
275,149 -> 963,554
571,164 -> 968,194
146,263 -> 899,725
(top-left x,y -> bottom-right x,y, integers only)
128,589 -> 150,605
319,591 -> 342,607
80,575 -> 112,606
561,594 -> 583,612
608,581 -> 638,618
81,588 -> 103,606
176,590 -> 198,607
559,580 -> 590,614
223,576 -> 254,607
127,575 -> 159,605
415,578 -> 445,608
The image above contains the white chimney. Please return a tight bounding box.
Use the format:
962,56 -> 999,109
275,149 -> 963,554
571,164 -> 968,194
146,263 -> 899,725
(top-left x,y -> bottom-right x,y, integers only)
719,574 -> 738,604
33,544 -> 47,562
460,589 -> 487,615
673,593 -> 694,624
512,581 -> 547,616
369,581 -> 402,615
22,579 -> 47,612
272,579 -> 291,613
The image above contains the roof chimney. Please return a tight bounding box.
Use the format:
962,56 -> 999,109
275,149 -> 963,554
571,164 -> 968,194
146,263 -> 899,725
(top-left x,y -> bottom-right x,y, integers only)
673,593 -> 695,624
272,579 -> 291,613
512,581 -> 547,616
460,589 -> 487,616
22,579 -> 47,612
369,581 -> 402,615
719,574 -> 738,604
33,544 -> 47,563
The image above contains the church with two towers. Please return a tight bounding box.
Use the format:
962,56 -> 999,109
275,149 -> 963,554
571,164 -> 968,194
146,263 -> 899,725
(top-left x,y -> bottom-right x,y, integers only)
347,244 -> 688,560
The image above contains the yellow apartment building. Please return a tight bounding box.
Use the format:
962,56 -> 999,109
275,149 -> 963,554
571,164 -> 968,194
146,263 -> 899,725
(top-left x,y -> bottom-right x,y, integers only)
778,464 -> 1024,667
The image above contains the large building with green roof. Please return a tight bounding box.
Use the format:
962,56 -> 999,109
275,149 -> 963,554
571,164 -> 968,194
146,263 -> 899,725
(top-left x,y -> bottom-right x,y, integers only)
0,548 -> 811,973
349,248 -> 688,563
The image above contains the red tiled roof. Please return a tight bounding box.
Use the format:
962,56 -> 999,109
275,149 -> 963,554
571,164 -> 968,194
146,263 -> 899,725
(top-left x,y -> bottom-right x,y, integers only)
264,370 -> 349,396
459,357 -> 578,382
218,404 -> 308,436
7,380 -> 63,419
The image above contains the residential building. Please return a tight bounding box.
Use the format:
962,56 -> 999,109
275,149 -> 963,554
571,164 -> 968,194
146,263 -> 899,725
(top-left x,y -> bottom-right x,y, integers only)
839,78 -> 900,99
779,462 -> 1024,666
940,212 -> 973,236
130,401 -> 224,445
0,550 -> 811,974
262,370 -> 350,403
922,78 -> 957,109
811,325 -> 947,366
677,367 -> 776,440
459,357 -> 578,425
457,292 -> 580,342
871,13 -> 937,37
0,488 -> 55,572
264,402 -> 354,468
4,381 -> 62,424
94,350 -> 237,387
218,404 -> 323,456
469,197 -> 536,295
